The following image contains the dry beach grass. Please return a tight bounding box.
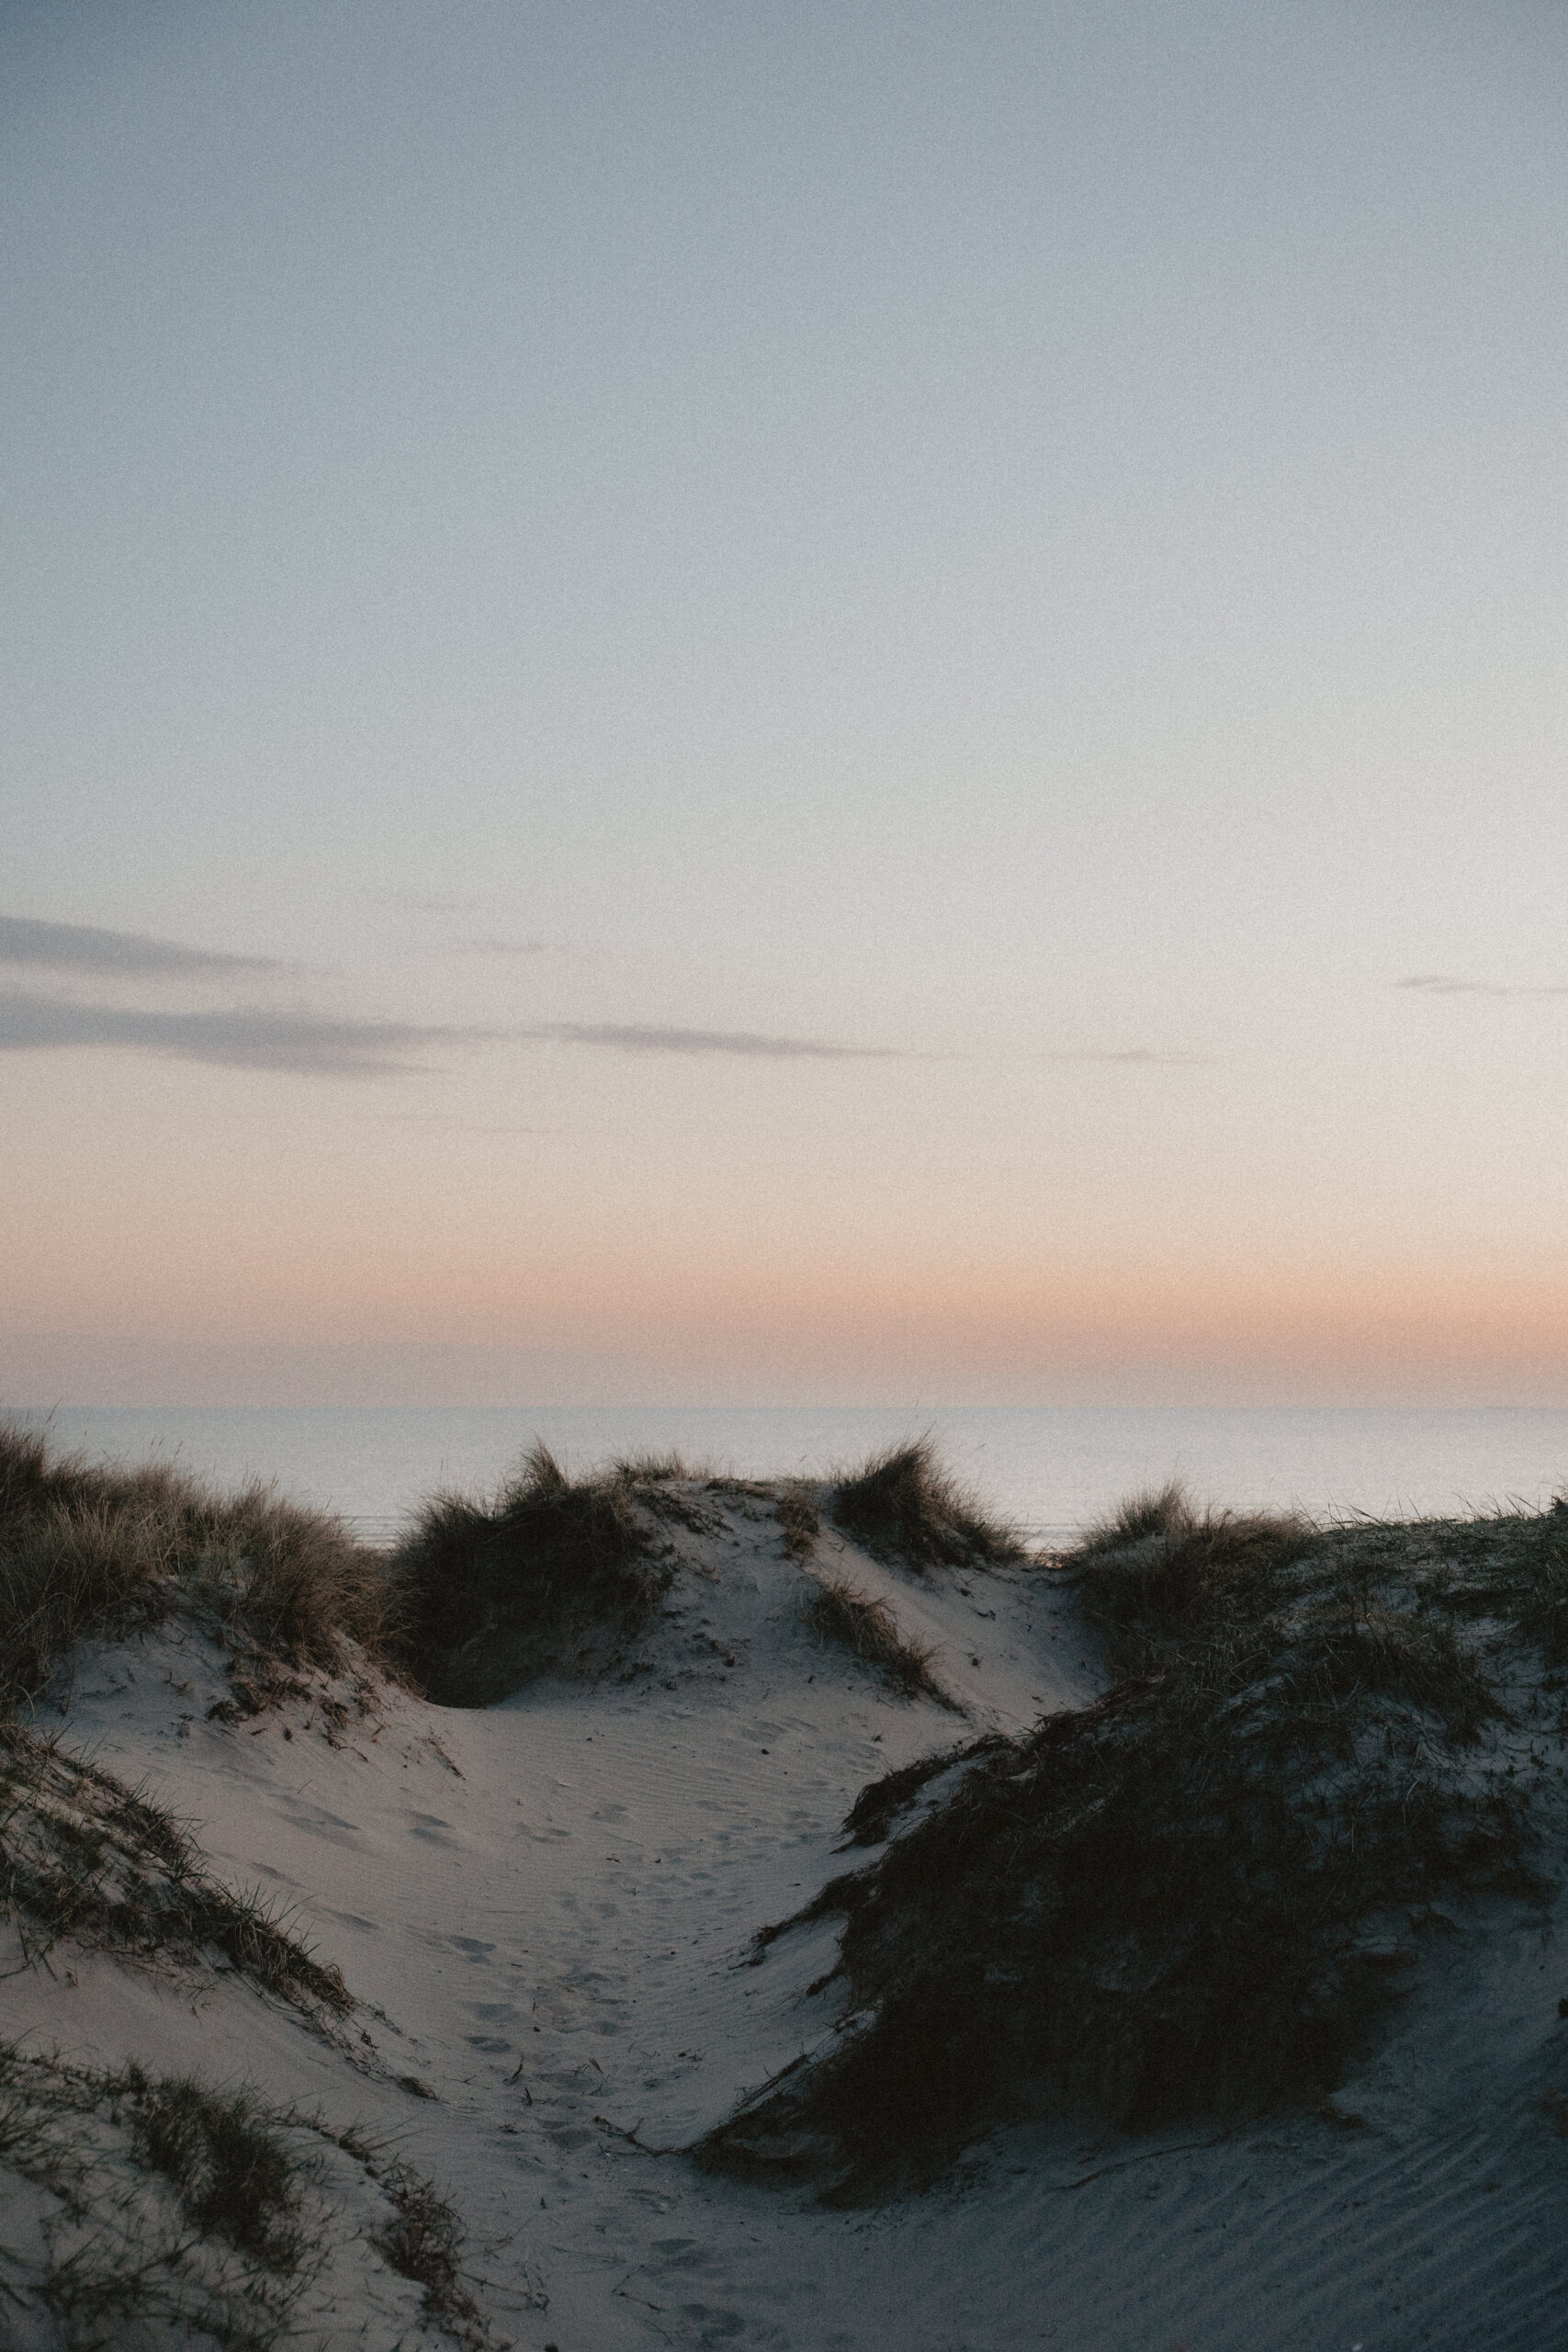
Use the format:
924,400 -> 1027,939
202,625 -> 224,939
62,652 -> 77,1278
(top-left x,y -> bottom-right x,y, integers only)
388,1437 -> 681,1704
830,1436 -> 1024,1569
802,1570 -> 950,1702
0,1722 -> 352,2018
709,1483 -> 1568,2196
0,2037 -> 495,2352
0,1422 -> 392,1717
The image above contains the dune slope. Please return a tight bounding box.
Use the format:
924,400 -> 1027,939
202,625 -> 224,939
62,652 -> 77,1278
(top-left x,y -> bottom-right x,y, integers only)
3,1460 -> 1567,2349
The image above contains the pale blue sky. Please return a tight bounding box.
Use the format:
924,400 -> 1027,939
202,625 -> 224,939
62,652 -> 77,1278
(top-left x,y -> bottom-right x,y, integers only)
4,2 -> 1566,1402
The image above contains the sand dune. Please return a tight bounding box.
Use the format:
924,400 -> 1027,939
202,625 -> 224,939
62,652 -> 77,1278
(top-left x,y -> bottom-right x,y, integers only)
3,1458 -> 1565,2348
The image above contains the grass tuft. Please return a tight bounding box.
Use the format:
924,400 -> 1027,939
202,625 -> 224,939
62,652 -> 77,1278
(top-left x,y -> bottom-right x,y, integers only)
0,1419 -> 395,1718
0,1724 -> 351,2017
776,1486 -> 821,1562
0,2041 -> 310,2348
609,1449 -> 694,1484
389,1442 -> 674,1705
803,1574 -> 948,1701
128,2069 -> 302,2269
377,2160 -> 488,2348
831,1439 -> 1022,1571
1073,1481 -> 1311,1665
1077,1477 -> 1197,1551
0,2038 -> 501,2349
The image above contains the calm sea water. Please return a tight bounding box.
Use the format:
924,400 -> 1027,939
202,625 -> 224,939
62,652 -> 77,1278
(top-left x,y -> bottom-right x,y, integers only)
12,1405 -> 1568,1548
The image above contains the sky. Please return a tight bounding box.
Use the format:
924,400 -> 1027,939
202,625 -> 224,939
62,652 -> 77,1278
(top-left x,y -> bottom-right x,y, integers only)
4,0 -> 1567,1408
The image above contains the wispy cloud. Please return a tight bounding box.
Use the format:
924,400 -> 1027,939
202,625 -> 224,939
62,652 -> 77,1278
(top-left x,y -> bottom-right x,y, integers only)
443,937 -> 558,957
0,992 -> 491,1076
0,913 -> 283,977
0,987 -> 908,1076
1041,1047 -> 1215,1066
369,1113 -> 562,1135
521,1022 -> 907,1060
1396,975 -> 1568,998
374,890 -> 485,916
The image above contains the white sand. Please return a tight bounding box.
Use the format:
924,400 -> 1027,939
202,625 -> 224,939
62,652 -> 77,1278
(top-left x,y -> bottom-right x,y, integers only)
4,1482 -> 1566,2348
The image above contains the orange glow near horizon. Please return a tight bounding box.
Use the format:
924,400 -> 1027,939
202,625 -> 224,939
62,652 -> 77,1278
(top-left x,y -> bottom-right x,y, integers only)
6,1040 -> 1568,1401
7,1167 -> 1568,1404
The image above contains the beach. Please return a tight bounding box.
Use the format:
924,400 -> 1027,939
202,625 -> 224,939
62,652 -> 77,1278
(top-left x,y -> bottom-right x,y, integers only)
3,1428 -> 1565,2347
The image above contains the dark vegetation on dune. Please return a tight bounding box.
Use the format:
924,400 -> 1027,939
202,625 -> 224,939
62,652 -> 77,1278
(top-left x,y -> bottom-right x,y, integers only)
376,2160 -> 489,2349
0,1421 -> 390,1720
1,1421 -> 1029,1722
0,1722 -> 351,2018
388,1440 -> 682,1705
775,1484 -> 821,1562
707,1483 -> 1568,2199
0,2045 -> 308,2347
0,1420 -> 690,1716
127,2068 -> 305,2271
0,1420 -> 506,2343
802,1572 -> 949,1702
0,1423 -> 363,2038
0,2036 -> 496,2351
830,1438 -> 1023,1570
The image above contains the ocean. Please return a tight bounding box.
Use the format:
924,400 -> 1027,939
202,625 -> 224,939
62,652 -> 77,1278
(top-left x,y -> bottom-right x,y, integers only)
12,1403 -> 1568,1548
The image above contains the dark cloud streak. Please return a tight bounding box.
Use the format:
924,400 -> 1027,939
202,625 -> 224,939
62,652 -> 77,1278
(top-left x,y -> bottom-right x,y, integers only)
1397,975 -> 1568,998
0,992 -> 487,1076
0,914 -> 282,977
1041,1048 -> 1214,1066
445,937 -> 556,957
522,1022 -> 905,1060
1,974 -> 914,1074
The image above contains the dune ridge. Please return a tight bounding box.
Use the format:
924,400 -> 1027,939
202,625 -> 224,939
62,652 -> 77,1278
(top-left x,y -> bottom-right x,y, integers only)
2,1424 -> 1566,2348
